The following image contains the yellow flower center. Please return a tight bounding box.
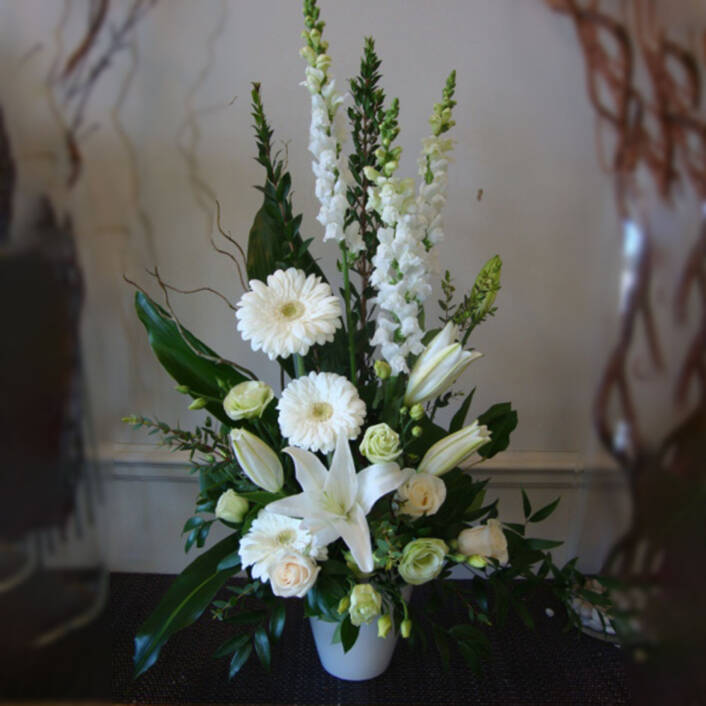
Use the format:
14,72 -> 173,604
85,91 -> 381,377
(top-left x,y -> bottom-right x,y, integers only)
275,529 -> 296,545
279,301 -> 304,319
310,401 -> 333,421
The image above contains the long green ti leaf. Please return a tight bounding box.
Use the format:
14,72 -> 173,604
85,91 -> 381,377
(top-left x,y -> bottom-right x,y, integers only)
133,533 -> 240,678
134,291 -> 248,425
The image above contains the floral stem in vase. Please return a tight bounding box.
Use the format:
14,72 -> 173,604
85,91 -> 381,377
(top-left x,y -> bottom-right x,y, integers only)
340,243 -> 357,384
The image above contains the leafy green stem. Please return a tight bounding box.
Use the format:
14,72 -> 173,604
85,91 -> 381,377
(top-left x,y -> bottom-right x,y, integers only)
340,243 -> 357,384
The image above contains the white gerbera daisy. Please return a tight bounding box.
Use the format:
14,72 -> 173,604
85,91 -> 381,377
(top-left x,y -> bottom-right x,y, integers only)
239,510 -> 327,582
236,268 -> 342,360
278,372 -> 366,454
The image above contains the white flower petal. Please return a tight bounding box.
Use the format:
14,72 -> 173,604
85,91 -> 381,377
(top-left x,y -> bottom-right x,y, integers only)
284,446 -> 328,494
325,434 -> 357,513
356,462 -> 407,514
333,505 -> 374,573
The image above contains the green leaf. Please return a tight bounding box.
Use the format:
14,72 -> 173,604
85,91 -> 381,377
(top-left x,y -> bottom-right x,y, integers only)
529,497 -> 560,523
432,625 -> 450,671
269,602 -> 286,642
457,641 -> 481,672
449,387 -> 475,432
217,552 -> 242,572
224,610 -> 266,626
229,641 -> 253,679
526,538 -> 564,551
214,633 -> 250,659
133,534 -> 240,678
253,627 -> 271,671
476,402 -> 518,459
134,292 -> 247,425
521,489 -> 532,519
340,616 -> 360,653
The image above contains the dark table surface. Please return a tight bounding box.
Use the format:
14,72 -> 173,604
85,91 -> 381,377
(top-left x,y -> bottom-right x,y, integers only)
110,572 -> 632,705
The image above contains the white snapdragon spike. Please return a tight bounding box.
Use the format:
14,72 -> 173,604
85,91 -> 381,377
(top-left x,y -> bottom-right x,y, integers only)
417,420 -> 492,476
266,434 -> 407,573
301,49 -> 362,253
404,321 -> 482,406
365,169 -> 433,374
415,135 -> 454,254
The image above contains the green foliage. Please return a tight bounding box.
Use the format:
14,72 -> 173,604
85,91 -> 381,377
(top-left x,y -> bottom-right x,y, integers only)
133,534 -> 241,678
476,402 -> 518,459
452,255 -> 502,343
134,292 -> 247,425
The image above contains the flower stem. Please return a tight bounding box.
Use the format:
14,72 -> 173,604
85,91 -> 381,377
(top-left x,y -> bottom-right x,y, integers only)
293,354 -> 306,378
340,243 -> 357,384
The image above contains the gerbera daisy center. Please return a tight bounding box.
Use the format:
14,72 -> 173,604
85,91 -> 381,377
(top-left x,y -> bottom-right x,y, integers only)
310,401 -> 334,421
279,300 -> 305,320
275,529 -> 296,545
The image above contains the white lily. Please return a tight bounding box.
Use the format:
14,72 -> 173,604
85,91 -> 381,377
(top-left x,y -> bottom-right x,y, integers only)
404,322 -> 482,406
417,420 -> 492,476
265,434 -> 406,573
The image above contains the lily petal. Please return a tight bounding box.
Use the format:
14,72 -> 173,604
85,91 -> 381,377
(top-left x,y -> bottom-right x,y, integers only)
283,446 -> 328,493
301,518 -> 339,547
356,462 -> 407,514
266,492 -> 317,519
324,434 -> 357,513
334,504 -> 374,573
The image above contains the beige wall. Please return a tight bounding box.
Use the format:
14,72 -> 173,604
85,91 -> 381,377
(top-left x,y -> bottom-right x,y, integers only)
0,1 -> 656,571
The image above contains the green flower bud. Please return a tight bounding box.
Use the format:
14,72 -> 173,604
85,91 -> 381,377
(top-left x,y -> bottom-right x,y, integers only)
450,553 -> 467,563
188,397 -> 208,410
383,160 -> 398,177
399,406 -> 408,417
214,489 -> 249,524
400,618 -> 412,639
349,584 -> 382,627
398,538 -> 449,586
409,403 -> 425,420
374,360 -> 391,380
411,425 -> 423,438
377,614 -> 393,639
175,384 -> 190,394
359,423 -> 402,463
467,554 -> 488,569
223,380 -> 274,421
337,596 -> 350,614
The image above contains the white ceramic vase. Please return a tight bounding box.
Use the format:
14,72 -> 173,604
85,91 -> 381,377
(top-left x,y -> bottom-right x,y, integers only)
310,586 -> 412,681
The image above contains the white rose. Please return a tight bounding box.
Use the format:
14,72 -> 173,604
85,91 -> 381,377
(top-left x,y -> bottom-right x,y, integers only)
268,552 -> 320,598
457,519 -> 509,565
359,423 -> 402,463
214,489 -> 249,524
396,471 -> 446,518
223,381 -> 274,421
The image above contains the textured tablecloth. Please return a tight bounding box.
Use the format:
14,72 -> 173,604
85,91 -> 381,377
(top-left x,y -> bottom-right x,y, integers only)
110,573 -> 631,705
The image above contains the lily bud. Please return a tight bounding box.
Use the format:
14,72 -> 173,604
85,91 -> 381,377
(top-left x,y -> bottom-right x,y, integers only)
188,397 -> 208,410
230,428 -> 284,493
377,614 -> 393,639
417,420 -> 491,476
400,618 -> 412,639
404,322 -> 482,406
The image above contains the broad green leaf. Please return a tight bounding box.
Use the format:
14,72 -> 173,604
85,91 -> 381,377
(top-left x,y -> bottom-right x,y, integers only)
217,552 -> 242,572
432,625 -> 450,671
449,387 -> 475,433
229,642 -> 253,679
253,627 -> 271,671
476,402 -> 518,459
340,616 -> 360,653
525,538 -> 564,551
133,534 -> 240,678
134,291 -> 247,425
529,497 -> 560,523
521,489 -> 532,519
269,602 -> 286,641
213,633 -> 250,659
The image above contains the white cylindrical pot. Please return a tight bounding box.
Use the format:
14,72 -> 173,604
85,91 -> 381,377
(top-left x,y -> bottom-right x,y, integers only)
310,586 -> 412,681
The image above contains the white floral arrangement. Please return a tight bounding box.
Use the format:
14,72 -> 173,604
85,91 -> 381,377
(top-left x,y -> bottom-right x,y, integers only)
126,0 -> 613,680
